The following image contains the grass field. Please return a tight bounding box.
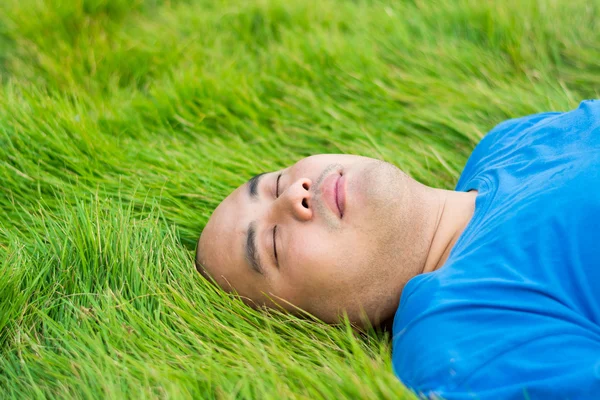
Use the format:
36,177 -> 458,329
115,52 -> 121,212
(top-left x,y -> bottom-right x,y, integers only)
0,0 -> 598,398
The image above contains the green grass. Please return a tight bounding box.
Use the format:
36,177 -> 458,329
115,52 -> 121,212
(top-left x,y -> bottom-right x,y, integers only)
0,0 -> 598,398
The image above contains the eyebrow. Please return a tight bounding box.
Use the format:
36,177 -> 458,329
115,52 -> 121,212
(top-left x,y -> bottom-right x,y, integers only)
248,173 -> 266,200
245,172 -> 269,274
245,222 -> 263,274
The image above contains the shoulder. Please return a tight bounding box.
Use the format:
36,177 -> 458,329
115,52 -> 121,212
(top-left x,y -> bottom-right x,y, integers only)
456,111 -> 559,191
457,100 -> 600,191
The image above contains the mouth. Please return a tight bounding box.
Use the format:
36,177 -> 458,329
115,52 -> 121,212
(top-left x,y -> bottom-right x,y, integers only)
321,171 -> 346,218
336,173 -> 346,217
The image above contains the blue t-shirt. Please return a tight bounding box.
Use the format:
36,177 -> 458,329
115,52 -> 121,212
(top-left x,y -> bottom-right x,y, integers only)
392,100 -> 600,399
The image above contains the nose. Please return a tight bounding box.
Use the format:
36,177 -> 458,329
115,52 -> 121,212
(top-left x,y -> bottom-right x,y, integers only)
275,178 -> 313,221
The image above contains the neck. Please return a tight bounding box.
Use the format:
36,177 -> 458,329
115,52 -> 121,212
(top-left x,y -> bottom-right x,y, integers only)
421,188 -> 478,274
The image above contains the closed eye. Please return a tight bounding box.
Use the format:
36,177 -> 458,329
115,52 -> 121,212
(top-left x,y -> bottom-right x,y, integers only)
276,172 -> 282,198
273,225 -> 279,267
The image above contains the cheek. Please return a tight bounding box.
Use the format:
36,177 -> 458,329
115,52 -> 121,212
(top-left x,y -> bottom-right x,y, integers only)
279,229 -> 364,297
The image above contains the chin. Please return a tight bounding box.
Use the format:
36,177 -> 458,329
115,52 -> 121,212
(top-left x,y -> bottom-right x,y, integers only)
345,161 -> 409,233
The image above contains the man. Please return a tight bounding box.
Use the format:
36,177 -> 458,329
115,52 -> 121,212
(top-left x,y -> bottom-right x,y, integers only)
196,100 -> 600,399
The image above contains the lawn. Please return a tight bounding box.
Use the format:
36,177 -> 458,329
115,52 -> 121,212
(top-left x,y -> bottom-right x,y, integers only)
0,0 -> 598,398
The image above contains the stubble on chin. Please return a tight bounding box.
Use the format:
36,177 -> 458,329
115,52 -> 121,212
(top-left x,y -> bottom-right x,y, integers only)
353,160 -> 430,293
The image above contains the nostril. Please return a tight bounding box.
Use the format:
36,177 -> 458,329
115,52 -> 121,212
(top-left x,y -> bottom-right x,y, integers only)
302,198 -> 308,209
302,182 -> 309,190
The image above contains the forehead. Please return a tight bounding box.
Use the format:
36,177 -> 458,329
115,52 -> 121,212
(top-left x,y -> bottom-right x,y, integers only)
198,181 -> 266,298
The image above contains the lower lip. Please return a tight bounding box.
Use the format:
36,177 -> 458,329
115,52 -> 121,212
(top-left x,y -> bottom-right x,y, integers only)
336,174 -> 346,217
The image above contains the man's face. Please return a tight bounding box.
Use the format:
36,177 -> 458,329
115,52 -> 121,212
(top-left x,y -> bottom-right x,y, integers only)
197,154 -> 428,325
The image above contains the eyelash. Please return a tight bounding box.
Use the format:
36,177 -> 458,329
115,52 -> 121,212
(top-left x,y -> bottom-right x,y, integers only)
273,225 -> 278,266
273,172 -> 282,267
275,172 -> 282,198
